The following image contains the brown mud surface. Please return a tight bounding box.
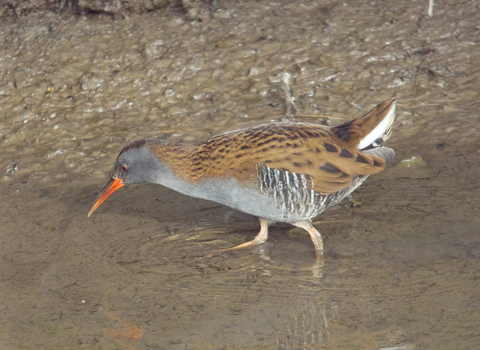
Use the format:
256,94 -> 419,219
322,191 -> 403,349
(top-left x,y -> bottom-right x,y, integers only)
1,1 -> 480,349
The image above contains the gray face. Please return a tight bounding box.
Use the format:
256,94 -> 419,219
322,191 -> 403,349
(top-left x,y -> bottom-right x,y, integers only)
113,147 -> 164,184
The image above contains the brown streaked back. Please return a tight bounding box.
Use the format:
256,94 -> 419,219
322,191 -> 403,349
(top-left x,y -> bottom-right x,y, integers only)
140,98 -> 395,196
191,122 -> 389,195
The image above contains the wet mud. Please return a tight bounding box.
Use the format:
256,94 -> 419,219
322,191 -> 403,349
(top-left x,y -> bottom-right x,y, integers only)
1,1 -> 480,349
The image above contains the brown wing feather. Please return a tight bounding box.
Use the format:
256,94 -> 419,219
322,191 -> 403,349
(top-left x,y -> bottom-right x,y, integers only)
192,123 -> 386,195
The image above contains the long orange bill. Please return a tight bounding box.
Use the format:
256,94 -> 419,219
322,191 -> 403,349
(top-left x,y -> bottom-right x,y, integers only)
88,178 -> 124,217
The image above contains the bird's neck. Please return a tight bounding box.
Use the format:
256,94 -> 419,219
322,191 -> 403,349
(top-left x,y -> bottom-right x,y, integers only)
146,141 -> 195,179
145,137 -> 255,186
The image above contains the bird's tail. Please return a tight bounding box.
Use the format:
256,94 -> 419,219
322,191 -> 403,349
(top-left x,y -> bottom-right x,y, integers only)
332,97 -> 396,151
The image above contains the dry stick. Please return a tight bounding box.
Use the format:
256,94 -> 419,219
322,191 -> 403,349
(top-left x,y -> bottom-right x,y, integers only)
281,71 -> 298,119
428,0 -> 434,17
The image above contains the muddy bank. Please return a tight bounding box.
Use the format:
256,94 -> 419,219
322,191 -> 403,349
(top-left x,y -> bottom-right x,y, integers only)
0,0 -> 209,19
1,0 -> 480,349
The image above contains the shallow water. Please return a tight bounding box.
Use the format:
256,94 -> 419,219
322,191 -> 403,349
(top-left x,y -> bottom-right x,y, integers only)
1,1 -> 480,349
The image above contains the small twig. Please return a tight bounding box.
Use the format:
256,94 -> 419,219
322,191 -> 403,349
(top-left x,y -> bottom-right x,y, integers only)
428,0 -> 434,17
281,71 -> 298,119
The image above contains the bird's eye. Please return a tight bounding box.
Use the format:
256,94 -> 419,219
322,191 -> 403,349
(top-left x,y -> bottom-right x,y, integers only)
121,165 -> 128,172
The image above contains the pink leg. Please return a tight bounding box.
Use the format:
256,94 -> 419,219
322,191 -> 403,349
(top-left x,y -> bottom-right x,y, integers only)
293,220 -> 324,260
217,218 -> 272,252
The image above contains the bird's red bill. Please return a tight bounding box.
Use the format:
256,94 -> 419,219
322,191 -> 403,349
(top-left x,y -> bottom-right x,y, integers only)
88,178 -> 124,217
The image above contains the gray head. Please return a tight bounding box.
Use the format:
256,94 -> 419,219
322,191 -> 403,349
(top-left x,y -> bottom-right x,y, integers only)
112,141 -> 164,184
87,140 -> 164,217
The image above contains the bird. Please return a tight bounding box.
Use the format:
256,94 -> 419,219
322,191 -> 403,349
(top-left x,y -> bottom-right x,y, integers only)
88,97 -> 396,260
